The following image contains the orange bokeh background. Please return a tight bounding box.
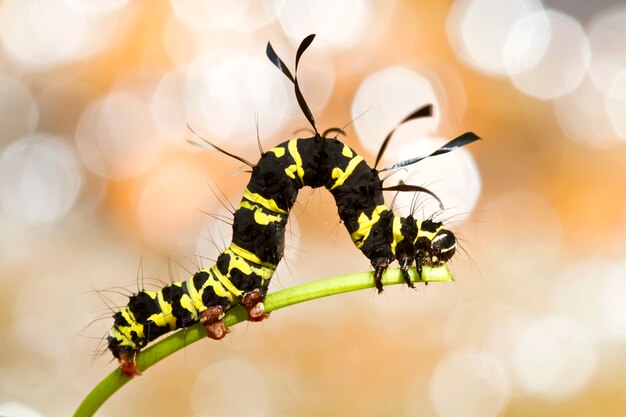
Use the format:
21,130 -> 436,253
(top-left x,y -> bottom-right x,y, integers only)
1,1 -> 625,416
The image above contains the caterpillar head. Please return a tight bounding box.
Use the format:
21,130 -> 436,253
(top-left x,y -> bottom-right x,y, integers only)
415,221 -> 457,266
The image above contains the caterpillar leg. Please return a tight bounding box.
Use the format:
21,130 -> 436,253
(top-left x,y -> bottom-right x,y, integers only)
241,289 -> 268,322
115,346 -> 141,377
414,257 -> 429,286
200,306 -> 228,340
399,257 -> 415,289
415,257 -> 423,281
373,258 -> 389,294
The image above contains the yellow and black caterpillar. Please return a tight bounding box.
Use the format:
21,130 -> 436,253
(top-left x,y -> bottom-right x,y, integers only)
108,35 -> 479,377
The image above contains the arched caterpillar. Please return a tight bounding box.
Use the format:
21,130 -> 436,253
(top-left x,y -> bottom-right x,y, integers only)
107,34 -> 479,377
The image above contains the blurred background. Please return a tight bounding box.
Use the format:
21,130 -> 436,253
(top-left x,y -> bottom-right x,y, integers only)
1,1 -> 625,416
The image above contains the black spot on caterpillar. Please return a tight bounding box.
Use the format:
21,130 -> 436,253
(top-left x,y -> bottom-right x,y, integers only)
107,34 -> 480,377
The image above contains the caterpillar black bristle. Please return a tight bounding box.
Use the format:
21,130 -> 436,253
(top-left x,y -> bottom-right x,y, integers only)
107,34 -> 478,377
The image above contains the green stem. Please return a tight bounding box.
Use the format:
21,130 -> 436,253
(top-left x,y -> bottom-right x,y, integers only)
73,266 -> 452,417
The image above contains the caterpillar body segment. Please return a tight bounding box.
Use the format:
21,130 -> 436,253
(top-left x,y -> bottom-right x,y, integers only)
107,34 -> 479,376
108,255 -> 272,376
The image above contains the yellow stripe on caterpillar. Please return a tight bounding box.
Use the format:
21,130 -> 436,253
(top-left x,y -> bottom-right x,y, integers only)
228,242 -> 277,269
268,146 -> 286,157
179,293 -> 199,321
224,247 -> 275,283
120,307 -> 145,340
390,216 -> 403,255
148,290 -> 177,330
330,155 -> 364,190
210,264 -> 242,299
109,326 -> 127,345
415,220 -> 439,241
164,280 -> 200,325
285,139 -> 305,185
350,205 -> 388,248
185,272 -> 207,313
239,200 -> 284,225
242,188 -> 288,214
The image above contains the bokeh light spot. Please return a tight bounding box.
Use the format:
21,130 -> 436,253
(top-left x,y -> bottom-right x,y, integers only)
506,10 -> 590,100
352,66 -> 441,157
76,91 -> 161,179
0,73 -> 39,144
588,5 -> 626,96
554,76 -> 621,148
600,261 -> 626,341
513,315 -> 595,398
555,259 -> 626,342
169,0 -> 217,29
605,69 -> 626,142
429,349 -> 510,417
150,71 -> 189,145
381,136 -> 481,221
64,0 -> 130,15
502,10 -> 551,75
206,0 -> 281,32
447,0 -> 544,75
185,54 -> 296,150
276,0 -> 372,49
0,0 -> 128,69
0,134 -> 82,223
0,402 -> 43,417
